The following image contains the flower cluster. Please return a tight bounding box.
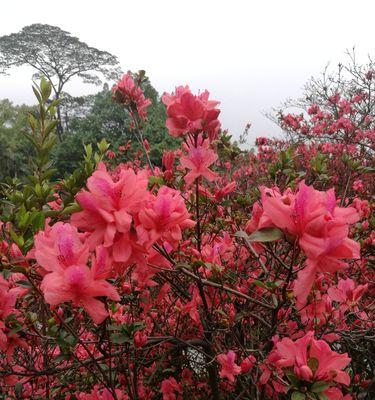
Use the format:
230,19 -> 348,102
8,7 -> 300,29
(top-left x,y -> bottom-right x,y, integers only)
70,163 -> 194,288
249,181 -> 360,303
112,72 -> 152,120
34,222 -> 120,324
0,71 -> 372,400
162,86 -> 221,140
262,331 -> 351,399
162,86 -> 220,187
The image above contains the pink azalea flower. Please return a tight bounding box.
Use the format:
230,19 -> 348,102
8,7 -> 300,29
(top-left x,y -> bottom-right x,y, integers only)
214,181 -> 236,199
34,222 -> 120,324
0,275 -> 28,360
137,186 -> 195,247
112,73 -> 152,120
161,376 -> 182,400
71,163 -> 149,264
176,288 -> 202,325
241,354 -> 257,373
131,262 -> 158,289
134,330 -> 148,348
275,331 -> 351,386
328,278 -> 368,312
259,181 -> 360,303
299,293 -> 335,328
324,387 -> 352,400
162,150 -> 175,180
77,387 -> 127,400
106,150 -> 116,160
34,221 -> 89,274
217,350 -> 241,382
180,139 -> 218,186
162,86 -> 221,140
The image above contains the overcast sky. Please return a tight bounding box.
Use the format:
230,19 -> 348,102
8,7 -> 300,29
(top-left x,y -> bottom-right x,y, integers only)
1,0 -> 375,143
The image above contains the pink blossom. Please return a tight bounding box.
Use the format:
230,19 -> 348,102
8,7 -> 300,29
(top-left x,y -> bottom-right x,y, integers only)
162,86 -> 221,140
352,179 -> 364,192
106,150 -> 116,159
112,73 -> 152,120
134,330 -> 148,348
180,139 -> 218,186
259,181 -> 360,303
214,181 -> 236,199
217,350 -> 241,382
34,221 -> 89,274
275,331 -> 351,386
0,276 -> 28,360
162,150 -> 175,180
77,387 -> 127,400
143,138 -> 150,152
241,354 -> 256,373
137,186 -> 195,247
328,93 -> 340,104
34,222 -> 120,324
328,278 -> 368,312
71,163 -> 149,264
161,377 -> 182,400
176,288 -> 202,325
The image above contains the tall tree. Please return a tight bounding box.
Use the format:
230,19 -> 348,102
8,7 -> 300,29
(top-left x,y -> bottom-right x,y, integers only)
0,24 -> 121,139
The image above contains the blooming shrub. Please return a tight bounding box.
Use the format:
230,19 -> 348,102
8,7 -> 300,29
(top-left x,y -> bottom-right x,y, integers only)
0,73 -> 373,400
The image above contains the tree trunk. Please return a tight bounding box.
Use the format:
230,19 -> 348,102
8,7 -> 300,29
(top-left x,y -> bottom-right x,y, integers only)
55,92 -> 63,141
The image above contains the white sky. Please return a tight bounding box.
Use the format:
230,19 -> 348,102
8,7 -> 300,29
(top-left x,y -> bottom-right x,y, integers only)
1,0 -> 375,143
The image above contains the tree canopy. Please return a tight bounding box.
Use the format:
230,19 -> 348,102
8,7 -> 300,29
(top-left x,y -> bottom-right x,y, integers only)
54,79 -> 178,175
0,80 -> 178,179
0,24 -> 121,138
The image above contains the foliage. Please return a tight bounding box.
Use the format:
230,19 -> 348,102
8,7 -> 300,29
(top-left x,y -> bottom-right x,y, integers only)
54,76 -> 177,175
0,78 -> 177,179
0,100 -> 33,179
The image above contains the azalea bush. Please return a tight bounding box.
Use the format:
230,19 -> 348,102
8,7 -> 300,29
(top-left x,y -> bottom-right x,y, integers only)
0,71 -> 373,400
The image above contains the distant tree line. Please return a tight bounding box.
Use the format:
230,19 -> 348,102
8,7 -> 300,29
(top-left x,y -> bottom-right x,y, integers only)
0,24 -> 178,180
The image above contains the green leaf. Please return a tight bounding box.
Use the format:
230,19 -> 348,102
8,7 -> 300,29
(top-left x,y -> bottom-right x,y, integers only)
18,210 -> 30,229
110,332 -> 131,344
14,382 -> 23,397
15,280 -> 33,289
308,357 -> 319,373
107,324 -> 122,331
31,212 -> 46,231
237,228 -> 284,242
97,138 -> 110,153
252,280 -> 268,289
234,230 -> 249,239
11,266 -> 27,273
131,321 -> 146,333
310,381 -> 329,393
85,144 -> 93,159
148,175 -> 164,186
65,335 -> 77,346
286,372 -> 300,386
61,203 -> 82,215
40,77 -> 52,101
9,324 -> 23,335
27,114 -> 38,132
291,392 -> 306,400
9,228 -> 24,248
32,86 -> 42,104
55,354 -> 69,363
